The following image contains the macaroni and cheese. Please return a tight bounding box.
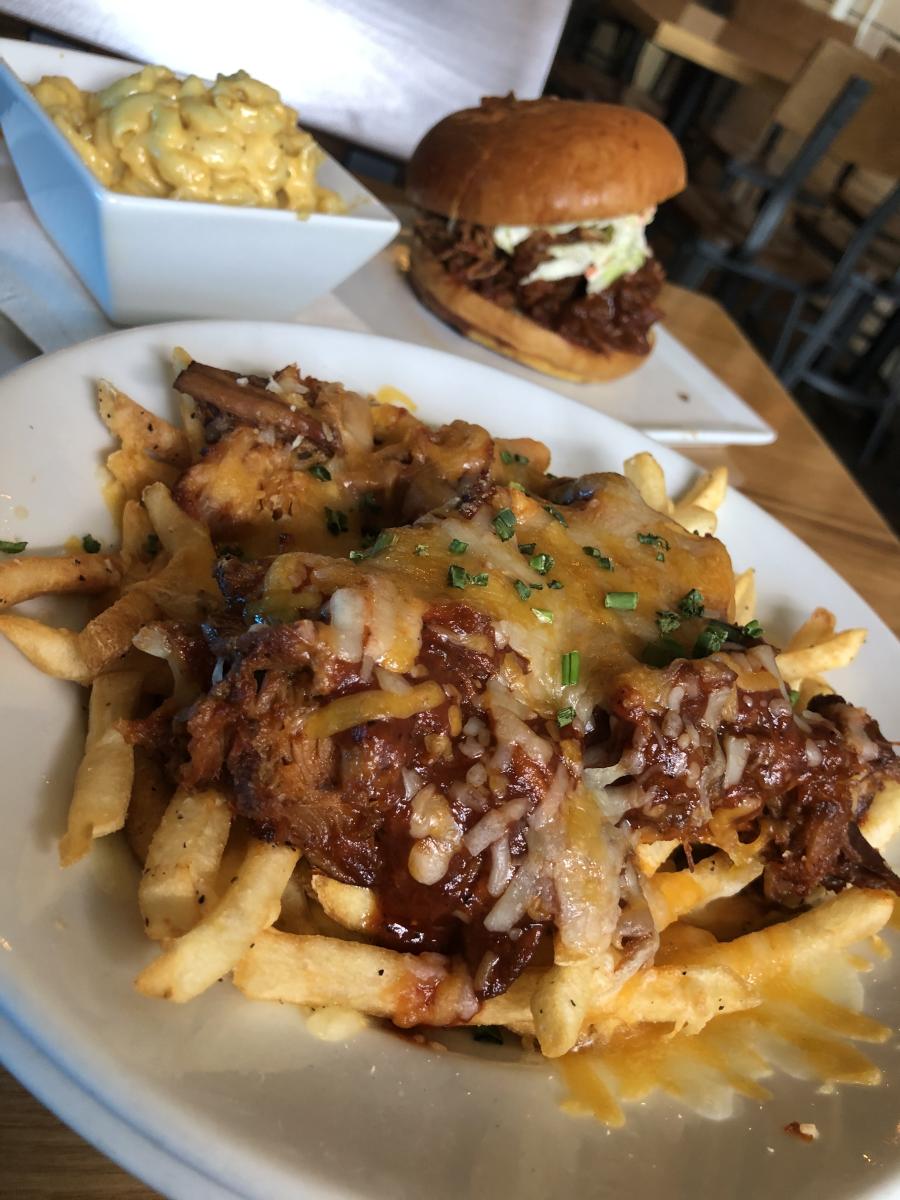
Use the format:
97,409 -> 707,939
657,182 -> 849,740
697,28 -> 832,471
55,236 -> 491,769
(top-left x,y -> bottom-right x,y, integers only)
31,65 -> 344,214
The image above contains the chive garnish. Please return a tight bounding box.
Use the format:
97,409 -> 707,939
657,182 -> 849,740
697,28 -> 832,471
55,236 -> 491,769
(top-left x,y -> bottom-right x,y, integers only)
82,533 -> 101,553
0,539 -> 27,554
308,463 -> 331,481
448,564 -> 469,589
637,532 -> 670,550
557,706 -> 576,727
548,579 -> 564,589
678,588 -> 704,618
583,546 -> 613,571
561,651 -> 581,687
544,505 -> 568,527
532,608 -> 554,624
492,508 -> 516,541
500,450 -> 529,465
529,552 -> 554,576
414,544 -> 428,556
349,530 -> 395,561
514,579 -> 532,601
448,538 -> 468,555
518,542 -> 536,556
641,638 -> 684,667
656,610 -> 681,635
605,592 -> 638,611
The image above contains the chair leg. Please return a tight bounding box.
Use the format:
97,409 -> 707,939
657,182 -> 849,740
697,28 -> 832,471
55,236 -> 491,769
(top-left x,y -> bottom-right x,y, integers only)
781,283 -> 863,391
859,379 -> 900,466
770,291 -> 808,376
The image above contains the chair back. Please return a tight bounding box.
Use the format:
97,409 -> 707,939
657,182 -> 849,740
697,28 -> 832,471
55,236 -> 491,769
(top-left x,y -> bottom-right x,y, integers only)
774,39 -> 900,176
731,0 -> 854,52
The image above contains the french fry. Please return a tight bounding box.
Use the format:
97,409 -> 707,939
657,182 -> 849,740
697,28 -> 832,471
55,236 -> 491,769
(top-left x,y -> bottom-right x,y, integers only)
678,466 -> 728,514
138,483 -> 218,620
59,669 -> 143,865
531,957 -> 611,1057
671,503 -> 717,537
135,840 -> 299,1002
635,839 -> 678,876
0,553 -> 121,608
786,606 -> 836,652
106,448 -> 181,501
733,568 -> 756,626
139,788 -> 233,939
178,395 -> 205,461
98,380 -> 190,466
678,889 -> 894,979
310,874 -> 378,933
623,452 -> 672,514
645,854 -> 764,931
125,749 -> 172,866
0,613 -> 92,683
860,781 -> 900,852
78,588 -> 163,677
777,628 -> 867,688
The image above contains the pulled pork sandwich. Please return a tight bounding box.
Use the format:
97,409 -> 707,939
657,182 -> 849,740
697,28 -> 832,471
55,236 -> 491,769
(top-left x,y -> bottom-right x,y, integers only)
406,96 -> 686,382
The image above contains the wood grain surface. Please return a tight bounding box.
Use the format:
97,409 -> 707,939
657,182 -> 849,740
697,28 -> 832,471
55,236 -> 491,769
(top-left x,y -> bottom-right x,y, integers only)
2,286 -> 898,1198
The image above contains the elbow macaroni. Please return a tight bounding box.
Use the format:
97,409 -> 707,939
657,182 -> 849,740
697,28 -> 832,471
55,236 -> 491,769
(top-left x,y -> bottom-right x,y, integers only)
31,65 -> 345,215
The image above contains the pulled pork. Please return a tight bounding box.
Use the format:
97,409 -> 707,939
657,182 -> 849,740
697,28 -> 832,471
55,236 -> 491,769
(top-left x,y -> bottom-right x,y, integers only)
415,214 -> 665,357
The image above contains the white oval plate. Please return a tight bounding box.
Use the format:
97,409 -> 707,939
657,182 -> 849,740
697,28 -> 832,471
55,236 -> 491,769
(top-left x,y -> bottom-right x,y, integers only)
0,322 -> 898,1200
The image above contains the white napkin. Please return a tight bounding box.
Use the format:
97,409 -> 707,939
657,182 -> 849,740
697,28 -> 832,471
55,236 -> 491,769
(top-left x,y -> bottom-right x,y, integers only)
0,143 -> 372,361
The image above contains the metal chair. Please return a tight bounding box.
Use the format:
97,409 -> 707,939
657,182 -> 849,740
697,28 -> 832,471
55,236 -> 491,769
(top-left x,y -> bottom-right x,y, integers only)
665,40 -> 900,368
781,268 -> 900,464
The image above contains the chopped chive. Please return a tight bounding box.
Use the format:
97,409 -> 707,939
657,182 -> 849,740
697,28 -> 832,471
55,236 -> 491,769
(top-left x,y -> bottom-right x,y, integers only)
605,591 -> 638,611
492,508 -> 516,541
742,618 -> 764,638
557,706 -> 576,727
544,505 -> 568,527
532,608 -> 554,624
561,651 -> 581,687
548,579 -> 564,590
0,539 -> 27,554
509,481 -> 526,492
308,463 -> 331,481
349,530 -> 395,562
637,532 -> 670,550
514,579 -> 532,601
324,507 -> 348,536
583,546 -> 613,571
414,544 -> 429,556
529,552 -> 554,576
470,572 -> 489,587
677,588 -> 704,618
518,542 -> 536,556
641,637 -> 684,667
500,450 -> 529,465
656,610 -> 681,635
82,533 -> 101,553
693,623 -> 730,658
448,564 -> 469,589
448,538 -> 468,555
656,551 -> 665,562
788,688 -> 800,707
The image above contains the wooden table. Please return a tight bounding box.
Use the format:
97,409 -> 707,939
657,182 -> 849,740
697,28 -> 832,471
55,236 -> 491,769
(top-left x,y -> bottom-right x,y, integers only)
2,286 -> 899,1197
607,0 -> 798,93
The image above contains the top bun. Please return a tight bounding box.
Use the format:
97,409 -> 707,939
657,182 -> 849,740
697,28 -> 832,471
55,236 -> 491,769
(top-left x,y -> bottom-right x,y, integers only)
407,96 -> 686,227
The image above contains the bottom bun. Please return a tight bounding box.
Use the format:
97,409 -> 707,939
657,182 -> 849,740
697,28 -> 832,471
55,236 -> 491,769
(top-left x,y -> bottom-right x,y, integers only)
408,242 -> 651,384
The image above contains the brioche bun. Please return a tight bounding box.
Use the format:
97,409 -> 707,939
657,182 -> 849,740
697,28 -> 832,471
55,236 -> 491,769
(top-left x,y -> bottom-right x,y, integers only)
407,96 -> 685,227
408,241 -> 650,383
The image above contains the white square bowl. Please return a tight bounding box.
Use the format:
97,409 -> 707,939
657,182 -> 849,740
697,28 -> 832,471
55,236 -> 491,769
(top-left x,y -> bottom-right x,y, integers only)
0,39 -> 400,325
